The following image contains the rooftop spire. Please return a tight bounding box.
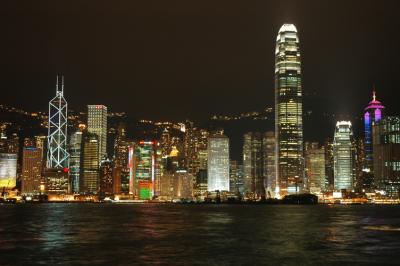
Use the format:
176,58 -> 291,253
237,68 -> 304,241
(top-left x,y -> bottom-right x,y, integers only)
372,84 -> 376,101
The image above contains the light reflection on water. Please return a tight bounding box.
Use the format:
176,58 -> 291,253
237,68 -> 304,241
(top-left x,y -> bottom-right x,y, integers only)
0,204 -> 399,265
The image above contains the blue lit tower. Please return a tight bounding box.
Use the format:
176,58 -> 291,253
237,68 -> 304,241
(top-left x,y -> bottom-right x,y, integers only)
47,76 -> 69,168
275,24 -> 304,197
364,90 -> 384,172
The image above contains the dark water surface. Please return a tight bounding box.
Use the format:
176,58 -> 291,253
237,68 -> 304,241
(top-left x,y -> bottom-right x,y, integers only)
1,204 -> 400,265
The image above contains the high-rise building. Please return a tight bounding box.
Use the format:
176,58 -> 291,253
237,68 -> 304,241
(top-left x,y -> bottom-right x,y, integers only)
44,168 -> 69,195
21,148 -> 43,195
207,134 -> 229,192
173,170 -> 194,200
243,132 -> 264,198
324,139 -> 334,191
87,105 -> 107,165
264,131 -> 276,198
333,121 -> 355,191
129,141 -> 162,199
373,117 -> 400,198
305,143 -> 326,194
0,153 -> 17,190
363,90 -> 384,189
47,76 -> 69,169
69,131 -> 83,193
275,24 -> 304,197
230,160 -> 243,194
99,159 -> 113,197
80,133 -> 100,194
113,124 -> 130,193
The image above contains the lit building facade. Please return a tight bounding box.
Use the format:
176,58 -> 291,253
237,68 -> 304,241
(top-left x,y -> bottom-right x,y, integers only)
264,131 -> 276,198
275,24 -> 304,196
69,131 -> 82,193
373,117 -> 400,198
364,91 -> 384,188
87,105 -> 107,165
99,159 -> 113,197
80,133 -> 100,194
44,168 -> 69,194
243,132 -> 264,198
207,134 -> 229,192
21,148 -> 43,195
333,121 -> 355,191
0,153 -> 17,190
47,76 -> 69,168
305,142 -> 326,194
129,141 -> 162,200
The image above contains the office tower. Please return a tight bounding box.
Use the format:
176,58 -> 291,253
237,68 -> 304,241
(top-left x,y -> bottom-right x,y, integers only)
99,159 -> 113,197
173,170 -> 194,200
264,131 -> 276,198
112,167 -> 121,194
373,117 -> 400,198
129,141 -> 161,199
324,139 -> 334,191
333,121 -> 355,191
87,105 -> 108,165
47,76 -> 69,168
243,132 -> 264,198
35,135 -> 47,159
305,143 -> 326,194
275,24 -> 304,197
0,153 -> 17,190
184,121 -> 209,175
80,133 -> 100,194
21,148 -> 43,195
113,124 -> 130,193
363,90 -> 384,188
207,134 -> 229,192
194,169 -> 208,198
230,160 -> 244,194
43,168 -> 69,194
69,131 -> 83,193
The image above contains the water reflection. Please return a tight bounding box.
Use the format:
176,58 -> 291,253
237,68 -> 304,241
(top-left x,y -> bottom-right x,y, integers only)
0,204 -> 399,265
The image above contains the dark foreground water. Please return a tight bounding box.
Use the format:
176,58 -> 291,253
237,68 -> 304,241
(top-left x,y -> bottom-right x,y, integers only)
1,204 -> 400,265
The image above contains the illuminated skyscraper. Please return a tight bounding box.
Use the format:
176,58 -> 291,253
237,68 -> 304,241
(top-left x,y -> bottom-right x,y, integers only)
0,153 -> 17,190
87,105 -> 108,165
305,142 -> 326,194
47,76 -> 69,168
99,159 -> 113,197
21,147 -> 43,195
373,117 -> 400,198
207,134 -> 229,192
363,90 -> 384,188
275,24 -> 304,196
129,141 -> 162,199
69,131 -> 83,193
264,131 -> 276,198
243,132 -> 264,198
333,121 -> 355,191
80,133 -> 100,194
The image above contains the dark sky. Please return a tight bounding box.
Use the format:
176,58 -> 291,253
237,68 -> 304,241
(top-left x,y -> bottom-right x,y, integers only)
1,0 -> 400,121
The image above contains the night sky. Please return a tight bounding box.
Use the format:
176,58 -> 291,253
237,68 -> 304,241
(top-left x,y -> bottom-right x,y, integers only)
1,0 -> 400,122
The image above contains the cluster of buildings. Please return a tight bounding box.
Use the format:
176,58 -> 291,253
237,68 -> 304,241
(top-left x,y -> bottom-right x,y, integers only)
1,24 -> 399,203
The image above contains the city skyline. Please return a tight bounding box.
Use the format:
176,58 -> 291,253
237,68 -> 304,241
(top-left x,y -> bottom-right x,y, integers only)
1,1 -> 400,122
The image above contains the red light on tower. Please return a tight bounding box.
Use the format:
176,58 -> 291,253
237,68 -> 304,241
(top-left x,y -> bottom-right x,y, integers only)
63,168 -> 69,173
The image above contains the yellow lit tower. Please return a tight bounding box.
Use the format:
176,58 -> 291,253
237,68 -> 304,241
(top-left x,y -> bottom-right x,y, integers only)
274,24 -> 304,197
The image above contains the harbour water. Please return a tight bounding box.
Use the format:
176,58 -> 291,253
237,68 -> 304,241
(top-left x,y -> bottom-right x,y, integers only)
1,204 -> 400,265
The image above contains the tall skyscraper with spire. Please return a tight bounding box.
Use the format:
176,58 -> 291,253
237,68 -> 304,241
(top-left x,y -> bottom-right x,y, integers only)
364,90 -> 385,172
274,24 -> 304,197
47,76 -> 69,169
